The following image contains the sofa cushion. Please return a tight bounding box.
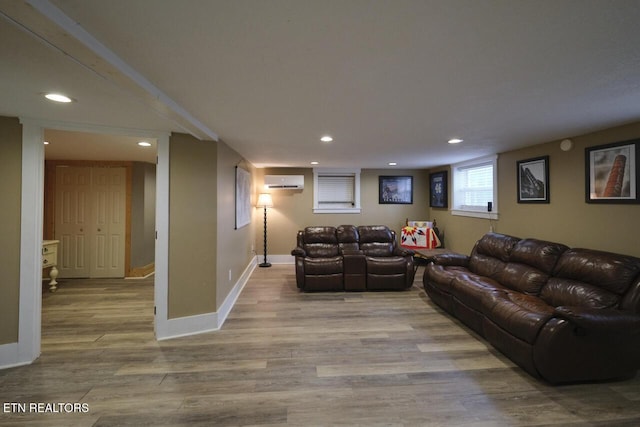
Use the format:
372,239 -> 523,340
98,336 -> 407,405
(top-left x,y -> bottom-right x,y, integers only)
303,226 -> 339,258
483,291 -> 555,344
541,278 -> 620,309
450,274 -> 509,312
337,225 -> 360,253
468,233 -> 520,280
509,238 -> 569,274
469,253 -> 510,281
472,232 -> 520,263
358,225 -> 395,256
303,256 -> 343,275
366,256 -> 407,274
552,248 -> 640,295
499,263 -> 550,295
497,238 -> 569,295
425,264 -> 470,287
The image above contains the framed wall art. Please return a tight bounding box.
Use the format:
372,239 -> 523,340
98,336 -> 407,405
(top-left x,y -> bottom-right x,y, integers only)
235,166 -> 251,229
585,139 -> 639,204
429,171 -> 448,208
517,155 -> 549,203
379,175 -> 413,204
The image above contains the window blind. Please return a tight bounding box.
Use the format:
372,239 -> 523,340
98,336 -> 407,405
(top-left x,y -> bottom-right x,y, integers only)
317,175 -> 355,208
453,159 -> 495,211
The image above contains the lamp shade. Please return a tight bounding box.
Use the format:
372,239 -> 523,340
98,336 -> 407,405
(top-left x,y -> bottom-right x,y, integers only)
256,193 -> 273,208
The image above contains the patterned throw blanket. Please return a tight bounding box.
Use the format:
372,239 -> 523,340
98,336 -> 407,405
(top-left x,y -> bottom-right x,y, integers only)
401,226 -> 441,249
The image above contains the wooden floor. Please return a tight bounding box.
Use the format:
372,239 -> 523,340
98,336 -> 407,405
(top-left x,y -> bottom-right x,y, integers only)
1,266 -> 639,426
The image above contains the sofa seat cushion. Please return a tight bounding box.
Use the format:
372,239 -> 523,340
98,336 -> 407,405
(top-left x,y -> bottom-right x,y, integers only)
450,275 -> 509,312
425,265 -> 470,287
484,291 -> 554,344
366,256 -> 407,274
304,256 -> 343,275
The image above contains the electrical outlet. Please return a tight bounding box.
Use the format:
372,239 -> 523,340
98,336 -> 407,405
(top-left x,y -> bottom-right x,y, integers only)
228,269 -> 232,281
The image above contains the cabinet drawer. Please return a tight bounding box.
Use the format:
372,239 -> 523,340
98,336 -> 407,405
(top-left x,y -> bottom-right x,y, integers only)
42,249 -> 57,268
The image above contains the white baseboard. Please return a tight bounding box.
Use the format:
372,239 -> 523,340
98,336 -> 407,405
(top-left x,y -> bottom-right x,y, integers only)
216,256 -> 257,328
264,254 -> 295,264
158,257 -> 258,341
0,342 -> 32,370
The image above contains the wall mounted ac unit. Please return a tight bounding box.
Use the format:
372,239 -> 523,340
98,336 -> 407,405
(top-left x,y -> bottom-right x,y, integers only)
264,175 -> 304,190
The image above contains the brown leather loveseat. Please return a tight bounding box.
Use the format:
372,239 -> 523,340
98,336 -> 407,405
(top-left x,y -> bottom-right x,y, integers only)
423,232 -> 640,384
292,225 -> 415,291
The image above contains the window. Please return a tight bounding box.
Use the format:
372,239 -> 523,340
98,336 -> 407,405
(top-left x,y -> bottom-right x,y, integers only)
451,155 -> 498,219
313,168 -> 361,213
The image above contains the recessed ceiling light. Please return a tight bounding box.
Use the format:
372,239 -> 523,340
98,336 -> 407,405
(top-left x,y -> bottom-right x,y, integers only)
388,162 -> 397,166
310,161 -> 319,165
448,138 -> 463,144
43,141 -> 50,145
44,93 -> 73,103
320,136 -> 333,142
138,141 -> 152,147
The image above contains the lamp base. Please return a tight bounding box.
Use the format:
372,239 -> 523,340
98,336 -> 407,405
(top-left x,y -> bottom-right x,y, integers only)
259,262 -> 272,268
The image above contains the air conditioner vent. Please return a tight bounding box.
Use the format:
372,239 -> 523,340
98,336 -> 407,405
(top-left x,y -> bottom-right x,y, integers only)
264,175 -> 304,190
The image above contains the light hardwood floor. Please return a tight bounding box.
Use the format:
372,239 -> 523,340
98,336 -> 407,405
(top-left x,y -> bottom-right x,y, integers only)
1,265 -> 639,426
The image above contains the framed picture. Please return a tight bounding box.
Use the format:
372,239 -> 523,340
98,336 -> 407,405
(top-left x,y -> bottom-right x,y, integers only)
379,176 -> 413,204
585,139 -> 639,204
235,166 -> 251,229
517,156 -> 549,203
429,171 -> 448,208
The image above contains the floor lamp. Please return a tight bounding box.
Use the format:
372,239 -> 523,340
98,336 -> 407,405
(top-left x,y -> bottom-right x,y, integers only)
256,193 -> 273,268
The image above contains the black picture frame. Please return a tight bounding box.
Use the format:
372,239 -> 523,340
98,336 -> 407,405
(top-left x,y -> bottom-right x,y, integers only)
517,155 -> 549,203
585,139 -> 639,204
379,176 -> 413,204
429,171 -> 448,208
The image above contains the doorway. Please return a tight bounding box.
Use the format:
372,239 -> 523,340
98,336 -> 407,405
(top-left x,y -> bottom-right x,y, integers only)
54,165 -> 127,278
16,120 -> 171,367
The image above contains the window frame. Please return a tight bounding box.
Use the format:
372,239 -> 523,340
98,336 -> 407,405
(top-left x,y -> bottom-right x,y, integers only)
451,155 -> 499,220
313,168 -> 361,214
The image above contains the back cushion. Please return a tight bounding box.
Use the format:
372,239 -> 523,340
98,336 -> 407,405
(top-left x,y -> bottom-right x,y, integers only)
499,238 -> 568,295
337,225 -> 360,252
303,226 -> 339,258
553,248 -> 640,294
541,248 -> 640,308
358,225 -> 394,256
510,238 -> 569,274
469,233 -> 520,280
541,278 -> 619,308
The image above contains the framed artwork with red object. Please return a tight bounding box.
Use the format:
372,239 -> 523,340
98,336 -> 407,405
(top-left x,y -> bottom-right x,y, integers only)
585,139 -> 639,204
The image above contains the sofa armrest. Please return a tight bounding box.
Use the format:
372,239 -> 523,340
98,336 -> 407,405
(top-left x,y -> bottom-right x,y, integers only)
394,247 -> 415,257
432,253 -> 470,268
291,247 -> 306,257
553,306 -> 640,333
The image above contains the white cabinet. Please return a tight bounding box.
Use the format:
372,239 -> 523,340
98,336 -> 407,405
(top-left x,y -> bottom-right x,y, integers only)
43,240 -> 59,292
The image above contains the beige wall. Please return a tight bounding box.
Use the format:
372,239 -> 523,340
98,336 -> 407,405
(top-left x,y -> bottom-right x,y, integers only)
432,121 -> 640,257
168,133 -> 257,318
215,141 -> 256,309
168,133 -> 218,318
0,117 -> 22,345
256,168 -> 431,254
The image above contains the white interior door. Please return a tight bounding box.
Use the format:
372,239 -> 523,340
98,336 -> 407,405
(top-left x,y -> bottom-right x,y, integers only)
55,166 -> 91,278
91,167 -> 126,278
55,166 -> 126,278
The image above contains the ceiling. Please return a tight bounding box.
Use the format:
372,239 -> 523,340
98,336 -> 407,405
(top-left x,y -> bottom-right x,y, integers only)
2,0 -> 640,169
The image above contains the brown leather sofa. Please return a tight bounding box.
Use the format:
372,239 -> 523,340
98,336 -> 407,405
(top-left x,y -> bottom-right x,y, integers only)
292,225 -> 415,291
423,232 -> 640,384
